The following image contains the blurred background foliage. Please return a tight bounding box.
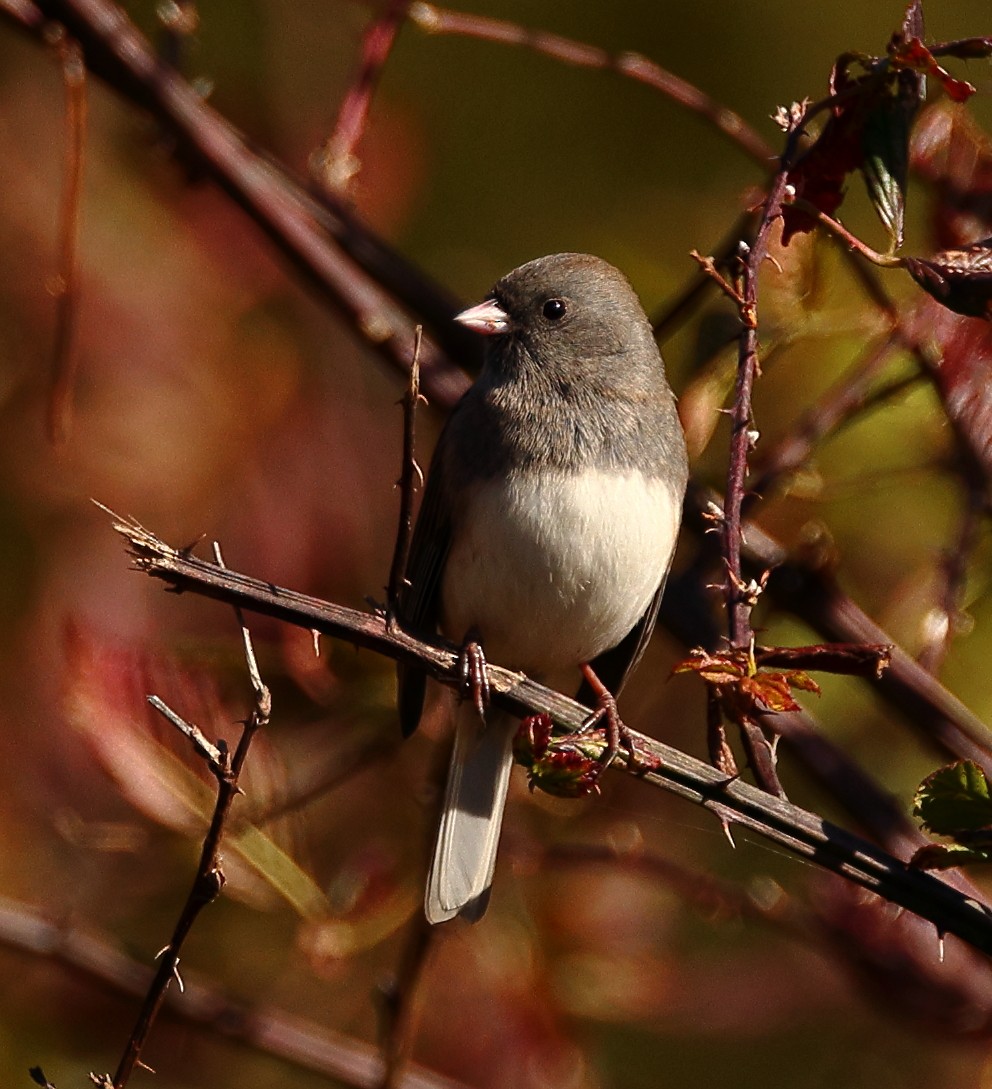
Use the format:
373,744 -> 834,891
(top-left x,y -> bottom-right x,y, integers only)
1,1 -> 992,1087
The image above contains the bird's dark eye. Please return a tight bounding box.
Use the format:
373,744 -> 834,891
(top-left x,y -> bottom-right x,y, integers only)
542,298 -> 567,321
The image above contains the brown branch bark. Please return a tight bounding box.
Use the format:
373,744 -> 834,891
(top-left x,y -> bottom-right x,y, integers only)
107,514 -> 992,958
109,544 -> 272,1088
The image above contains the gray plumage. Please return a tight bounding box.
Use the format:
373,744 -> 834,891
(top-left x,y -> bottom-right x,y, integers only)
398,253 -> 688,924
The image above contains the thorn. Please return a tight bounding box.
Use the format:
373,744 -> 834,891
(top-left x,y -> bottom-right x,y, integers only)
312,629 -> 321,657
721,817 -> 737,849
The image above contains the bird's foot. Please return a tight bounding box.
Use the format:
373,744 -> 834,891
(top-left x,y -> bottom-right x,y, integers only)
578,663 -> 638,774
458,631 -> 490,720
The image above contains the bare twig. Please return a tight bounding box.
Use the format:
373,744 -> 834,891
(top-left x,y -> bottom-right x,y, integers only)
47,26 -> 86,445
651,210 -> 759,340
407,2 -> 774,168
109,544 -> 271,1088
312,0 -> 411,194
387,326 -> 424,625
688,249 -> 745,307
752,642 -> 891,678
146,695 -> 222,767
722,172 -> 792,650
109,692 -> 231,1087
790,198 -> 904,268
105,516 -> 992,956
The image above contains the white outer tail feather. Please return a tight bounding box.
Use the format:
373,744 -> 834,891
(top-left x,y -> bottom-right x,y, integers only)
425,705 -> 516,924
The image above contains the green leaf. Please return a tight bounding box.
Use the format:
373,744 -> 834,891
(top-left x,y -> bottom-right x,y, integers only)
861,73 -> 921,250
914,760 -> 992,838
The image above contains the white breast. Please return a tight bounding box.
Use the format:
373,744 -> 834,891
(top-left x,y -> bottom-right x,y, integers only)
441,469 -> 681,682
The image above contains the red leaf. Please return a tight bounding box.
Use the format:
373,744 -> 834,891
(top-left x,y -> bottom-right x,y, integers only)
783,86 -> 871,244
903,297 -> 992,478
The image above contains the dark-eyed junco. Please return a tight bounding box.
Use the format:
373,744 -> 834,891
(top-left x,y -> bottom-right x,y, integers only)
398,253 -> 688,924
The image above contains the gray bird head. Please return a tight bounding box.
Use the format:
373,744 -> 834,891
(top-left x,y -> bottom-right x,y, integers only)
455,253 -> 665,392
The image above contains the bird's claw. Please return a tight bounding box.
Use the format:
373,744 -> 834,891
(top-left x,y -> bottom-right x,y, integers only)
578,664 -> 640,776
458,635 -> 490,720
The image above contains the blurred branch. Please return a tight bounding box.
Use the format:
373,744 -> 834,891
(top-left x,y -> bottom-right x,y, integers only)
407,2 -> 774,168
377,916 -> 436,1089
312,0 -> 411,194
47,24 -> 86,445
107,514 -> 992,956
0,895 -> 470,1089
917,474 -> 984,676
3,0 -> 477,406
0,0 -> 42,29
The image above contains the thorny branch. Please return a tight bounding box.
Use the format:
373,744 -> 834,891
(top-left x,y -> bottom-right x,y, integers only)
107,544 -> 271,1089
387,327 -> 424,624
105,515 -> 992,957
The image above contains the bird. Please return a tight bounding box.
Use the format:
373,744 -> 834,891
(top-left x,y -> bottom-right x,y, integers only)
397,252 -> 688,924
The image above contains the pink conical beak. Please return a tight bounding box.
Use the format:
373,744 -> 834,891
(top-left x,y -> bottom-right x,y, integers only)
454,298 -> 514,335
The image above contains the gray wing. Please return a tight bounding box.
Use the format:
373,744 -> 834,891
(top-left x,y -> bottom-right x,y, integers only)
397,437 -> 453,737
577,562 -> 671,705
